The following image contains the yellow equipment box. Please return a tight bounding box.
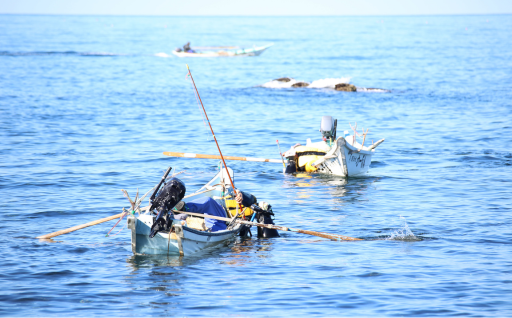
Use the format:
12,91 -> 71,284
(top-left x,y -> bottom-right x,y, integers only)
225,199 -> 254,218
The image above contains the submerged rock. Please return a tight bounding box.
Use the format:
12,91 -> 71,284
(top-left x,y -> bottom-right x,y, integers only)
291,82 -> 309,88
274,77 -> 292,82
334,83 -> 357,92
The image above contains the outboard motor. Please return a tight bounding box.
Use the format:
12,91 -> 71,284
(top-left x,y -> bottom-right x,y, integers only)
251,203 -> 280,238
149,213 -> 174,238
320,116 -> 337,141
149,177 -> 186,238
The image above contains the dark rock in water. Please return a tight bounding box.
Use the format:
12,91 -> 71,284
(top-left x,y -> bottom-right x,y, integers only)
274,77 -> 292,82
291,82 -> 309,88
334,83 -> 357,92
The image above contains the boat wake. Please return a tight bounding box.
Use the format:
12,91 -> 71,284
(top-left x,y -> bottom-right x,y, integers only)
387,216 -> 419,241
0,51 -> 126,56
1,51 -> 188,59
260,77 -> 390,92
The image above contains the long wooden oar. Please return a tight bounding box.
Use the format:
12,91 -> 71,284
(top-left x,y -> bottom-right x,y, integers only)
163,151 -> 282,163
178,211 -> 362,241
37,170 -> 189,240
36,213 -> 125,240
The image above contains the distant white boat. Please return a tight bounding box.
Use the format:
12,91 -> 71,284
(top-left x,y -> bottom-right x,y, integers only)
312,135 -> 384,177
172,44 -> 273,57
282,116 -> 385,177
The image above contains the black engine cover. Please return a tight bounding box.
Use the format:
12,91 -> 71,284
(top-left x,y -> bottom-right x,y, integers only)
150,178 -> 186,213
149,178 -> 186,238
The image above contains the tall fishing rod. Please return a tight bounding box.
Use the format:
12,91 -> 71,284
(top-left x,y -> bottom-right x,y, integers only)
186,65 -> 244,213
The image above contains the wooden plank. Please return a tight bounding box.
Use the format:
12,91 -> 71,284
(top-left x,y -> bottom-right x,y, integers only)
163,152 -> 282,163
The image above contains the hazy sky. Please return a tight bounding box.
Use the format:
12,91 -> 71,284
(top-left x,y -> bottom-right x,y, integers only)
1,0 -> 512,16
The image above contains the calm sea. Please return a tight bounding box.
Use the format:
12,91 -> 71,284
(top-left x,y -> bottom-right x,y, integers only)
1,14 -> 511,317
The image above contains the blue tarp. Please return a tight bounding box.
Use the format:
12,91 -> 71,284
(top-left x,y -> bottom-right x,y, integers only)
185,197 -> 227,232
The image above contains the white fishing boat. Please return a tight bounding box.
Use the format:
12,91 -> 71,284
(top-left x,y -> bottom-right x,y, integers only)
282,116 -> 384,177
162,116 -> 384,178
310,135 -> 383,177
128,214 -> 242,256
172,44 -> 273,57
127,168 -> 245,256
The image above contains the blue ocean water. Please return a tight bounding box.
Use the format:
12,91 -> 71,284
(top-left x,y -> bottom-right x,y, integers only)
1,14 -> 511,317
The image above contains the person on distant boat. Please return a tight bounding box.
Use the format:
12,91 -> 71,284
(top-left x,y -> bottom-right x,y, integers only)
183,42 -> 194,53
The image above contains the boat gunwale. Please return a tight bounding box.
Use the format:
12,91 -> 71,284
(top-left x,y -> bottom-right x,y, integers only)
342,137 -> 375,155
181,223 -> 241,237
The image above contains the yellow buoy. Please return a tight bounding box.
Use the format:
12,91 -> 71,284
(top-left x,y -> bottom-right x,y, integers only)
305,160 -> 318,172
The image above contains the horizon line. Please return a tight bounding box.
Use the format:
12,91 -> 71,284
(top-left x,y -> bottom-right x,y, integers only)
1,12 -> 511,17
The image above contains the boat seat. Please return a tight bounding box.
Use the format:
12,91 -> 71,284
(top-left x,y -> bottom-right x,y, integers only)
186,216 -> 207,231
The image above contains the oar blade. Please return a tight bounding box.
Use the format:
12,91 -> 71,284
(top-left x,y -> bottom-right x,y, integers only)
295,229 -> 363,241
